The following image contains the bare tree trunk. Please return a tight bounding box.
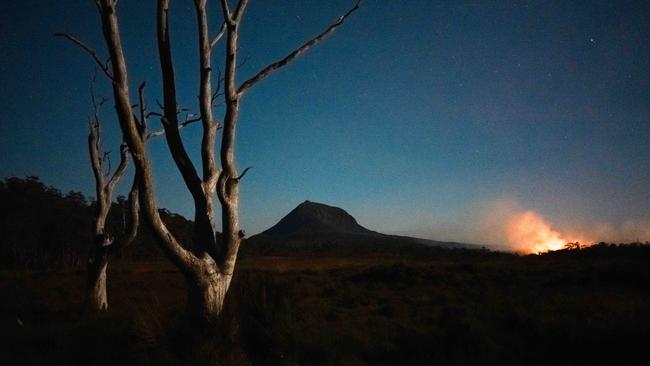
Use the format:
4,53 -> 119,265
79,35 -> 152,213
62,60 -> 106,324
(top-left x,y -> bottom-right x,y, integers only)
187,272 -> 233,325
86,115 -> 122,312
86,247 -> 109,311
84,100 -> 139,313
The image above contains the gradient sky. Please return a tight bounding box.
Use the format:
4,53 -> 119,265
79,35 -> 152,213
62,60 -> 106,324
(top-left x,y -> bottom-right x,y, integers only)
1,0 -> 649,243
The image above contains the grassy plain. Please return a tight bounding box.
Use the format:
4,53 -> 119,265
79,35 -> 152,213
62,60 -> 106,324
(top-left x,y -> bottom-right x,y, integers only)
1,246 -> 649,365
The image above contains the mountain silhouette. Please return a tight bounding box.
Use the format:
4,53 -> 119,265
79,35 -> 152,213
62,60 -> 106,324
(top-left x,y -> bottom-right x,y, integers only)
246,200 -> 475,255
259,200 -> 376,238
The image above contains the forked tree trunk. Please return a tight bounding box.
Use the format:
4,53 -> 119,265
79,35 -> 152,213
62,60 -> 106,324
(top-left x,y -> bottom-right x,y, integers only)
85,115 -> 117,313
85,117 -> 138,313
188,271 -> 233,325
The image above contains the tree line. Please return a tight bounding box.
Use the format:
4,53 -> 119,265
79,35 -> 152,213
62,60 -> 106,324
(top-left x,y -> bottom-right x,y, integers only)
0,176 -> 193,269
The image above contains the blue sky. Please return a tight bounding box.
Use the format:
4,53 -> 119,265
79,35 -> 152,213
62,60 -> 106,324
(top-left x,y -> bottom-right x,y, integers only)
1,0 -> 649,243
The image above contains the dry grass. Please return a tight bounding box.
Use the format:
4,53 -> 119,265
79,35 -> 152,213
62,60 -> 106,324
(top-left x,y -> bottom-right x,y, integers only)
1,247 -> 649,365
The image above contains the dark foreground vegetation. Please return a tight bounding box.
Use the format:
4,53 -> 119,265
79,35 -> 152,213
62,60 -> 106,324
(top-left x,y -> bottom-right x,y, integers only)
2,177 -> 649,364
2,244 -> 649,365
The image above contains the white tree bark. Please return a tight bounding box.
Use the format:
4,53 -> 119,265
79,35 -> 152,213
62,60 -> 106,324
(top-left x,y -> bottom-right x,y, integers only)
66,0 -> 360,325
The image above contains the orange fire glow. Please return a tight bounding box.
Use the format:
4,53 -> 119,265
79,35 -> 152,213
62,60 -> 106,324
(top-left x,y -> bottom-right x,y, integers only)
506,210 -> 588,254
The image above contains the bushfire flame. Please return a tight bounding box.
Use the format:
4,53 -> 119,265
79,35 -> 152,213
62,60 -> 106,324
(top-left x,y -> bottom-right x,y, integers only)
506,210 -> 588,254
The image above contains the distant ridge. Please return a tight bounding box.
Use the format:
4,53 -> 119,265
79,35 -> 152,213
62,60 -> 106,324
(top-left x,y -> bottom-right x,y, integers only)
245,200 -> 476,255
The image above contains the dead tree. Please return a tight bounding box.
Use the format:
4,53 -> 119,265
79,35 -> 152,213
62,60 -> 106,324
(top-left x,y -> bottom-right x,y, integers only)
83,73 -> 198,311
62,0 -> 360,326
85,78 -> 140,312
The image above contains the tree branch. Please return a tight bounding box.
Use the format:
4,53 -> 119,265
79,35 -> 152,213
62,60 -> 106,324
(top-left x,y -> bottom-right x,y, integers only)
237,0 -> 360,95
194,0 -> 221,195
88,73 -> 106,193
210,22 -> 226,48
219,0 -> 233,25
109,178 -> 140,255
232,0 -> 249,22
106,142 -> 129,194
157,0 -> 204,200
211,68 -> 225,107
88,121 -> 104,194
138,82 -> 147,132
54,32 -> 113,80
232,166 -> 251,182
146,115 -> 201,140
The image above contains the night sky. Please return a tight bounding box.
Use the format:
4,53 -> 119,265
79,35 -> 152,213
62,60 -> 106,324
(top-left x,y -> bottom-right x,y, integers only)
1,0 -> 649,246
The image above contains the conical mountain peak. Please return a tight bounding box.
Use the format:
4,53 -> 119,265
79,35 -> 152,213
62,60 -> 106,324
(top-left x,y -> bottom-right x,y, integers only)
258,201 -> 372,238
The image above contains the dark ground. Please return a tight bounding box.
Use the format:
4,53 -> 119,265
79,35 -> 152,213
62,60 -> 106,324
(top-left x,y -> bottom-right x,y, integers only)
1,245 -> 649,365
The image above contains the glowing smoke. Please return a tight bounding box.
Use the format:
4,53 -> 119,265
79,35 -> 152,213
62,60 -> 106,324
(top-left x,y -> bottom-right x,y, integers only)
505,210 -> 590,253
467,197 -> 590,253
418,197 -> 650,253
